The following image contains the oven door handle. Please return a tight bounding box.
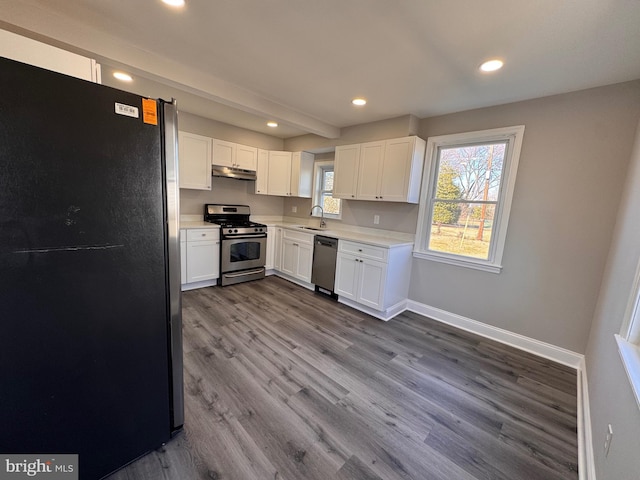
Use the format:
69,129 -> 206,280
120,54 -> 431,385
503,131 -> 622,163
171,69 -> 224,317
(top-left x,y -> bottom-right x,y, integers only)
224,268 -> 265,278
223,234 -> 267,240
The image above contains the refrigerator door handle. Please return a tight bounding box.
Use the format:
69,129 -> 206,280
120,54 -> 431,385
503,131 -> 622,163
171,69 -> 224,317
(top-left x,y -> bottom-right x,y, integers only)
163,99 -> 184,432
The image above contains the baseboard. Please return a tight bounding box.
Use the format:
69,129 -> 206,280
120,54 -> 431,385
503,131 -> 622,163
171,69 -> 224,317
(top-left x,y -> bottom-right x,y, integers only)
337,297 -> 407,322
181,279 -> 217,291
577,359 -> 597,480
272,271 -> 315,291
405,300 -> 584,369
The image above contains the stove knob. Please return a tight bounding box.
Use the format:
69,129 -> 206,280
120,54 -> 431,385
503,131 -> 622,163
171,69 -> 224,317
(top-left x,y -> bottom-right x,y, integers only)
233,229 -> 238,233
228,229 -> 233,234
254,228 -> 258,232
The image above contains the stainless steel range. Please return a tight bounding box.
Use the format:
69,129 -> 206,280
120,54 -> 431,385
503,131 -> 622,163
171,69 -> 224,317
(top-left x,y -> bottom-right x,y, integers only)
204,204 -> 267,286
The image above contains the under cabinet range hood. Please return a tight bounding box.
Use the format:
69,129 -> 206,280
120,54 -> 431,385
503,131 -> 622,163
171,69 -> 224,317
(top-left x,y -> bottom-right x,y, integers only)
212,164 -> 256,181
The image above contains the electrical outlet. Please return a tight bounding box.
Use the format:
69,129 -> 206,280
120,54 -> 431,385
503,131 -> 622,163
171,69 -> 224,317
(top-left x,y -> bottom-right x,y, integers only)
374,214 -> 380,225
604,424 -> 613,457
292,206 -> 297,213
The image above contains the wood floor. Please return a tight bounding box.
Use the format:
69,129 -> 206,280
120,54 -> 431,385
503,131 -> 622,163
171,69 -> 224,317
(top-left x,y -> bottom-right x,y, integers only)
107,276 -> 578,480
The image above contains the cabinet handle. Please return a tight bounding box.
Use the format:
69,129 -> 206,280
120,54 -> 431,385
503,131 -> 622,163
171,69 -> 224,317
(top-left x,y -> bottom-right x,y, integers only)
293,243 -> 299,246
201,233 -> 206,236
358,249 -> 362,252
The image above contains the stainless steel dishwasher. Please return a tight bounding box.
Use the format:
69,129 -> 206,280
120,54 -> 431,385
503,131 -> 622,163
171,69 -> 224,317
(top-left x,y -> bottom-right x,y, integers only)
311,235 -> 338,298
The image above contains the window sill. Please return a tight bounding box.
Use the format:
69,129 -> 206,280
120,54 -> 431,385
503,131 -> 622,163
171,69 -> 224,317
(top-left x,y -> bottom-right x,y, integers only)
312,213 -> 342,221
615,334 -> 640,411
413,250 -> 502,274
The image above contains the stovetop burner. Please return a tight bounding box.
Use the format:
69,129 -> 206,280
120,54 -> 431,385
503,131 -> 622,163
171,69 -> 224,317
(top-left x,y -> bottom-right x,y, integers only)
204,204 -> 266,236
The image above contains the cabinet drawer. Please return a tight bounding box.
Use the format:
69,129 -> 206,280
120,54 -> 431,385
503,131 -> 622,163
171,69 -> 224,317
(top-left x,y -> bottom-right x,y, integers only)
282,228 -> 314,244
186,228 -> 220,242
339,240 -> 388,262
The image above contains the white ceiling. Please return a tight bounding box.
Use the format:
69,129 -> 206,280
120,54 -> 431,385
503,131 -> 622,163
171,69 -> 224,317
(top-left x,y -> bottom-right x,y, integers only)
1,0 -> 640,139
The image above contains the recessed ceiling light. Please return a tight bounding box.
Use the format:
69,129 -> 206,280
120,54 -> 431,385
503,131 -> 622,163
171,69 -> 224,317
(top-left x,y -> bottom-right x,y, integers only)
352,98 -> 367,106
162,0 -> 185,6
113,71 -> 133,82
267,121 -> 278,128
480,59 -> 504,72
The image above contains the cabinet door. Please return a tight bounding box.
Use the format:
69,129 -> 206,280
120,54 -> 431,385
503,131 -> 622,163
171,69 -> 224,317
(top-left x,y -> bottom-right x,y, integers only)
186,240 -> 219,283
335,253 -> 359,300
380,137 -> 412,202
357,258 -> 387,310
333,144 -> 360,199
212,139 -> 234,167
280,238 -> 297,276
255,149 -> 269,195
178,132 -> 212,190
296,242 -> 313,282
0,29 -> 99,82
267,151 -> 292,196
236,144 -> 257,171
180,238 -> 187,285
356,141 -> 385,200
265,226 -> 275,270
273,227 -> 283,270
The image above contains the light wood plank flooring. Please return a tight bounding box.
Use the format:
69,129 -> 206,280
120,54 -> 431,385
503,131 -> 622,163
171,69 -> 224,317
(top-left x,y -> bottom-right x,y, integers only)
107,276 -> 578,480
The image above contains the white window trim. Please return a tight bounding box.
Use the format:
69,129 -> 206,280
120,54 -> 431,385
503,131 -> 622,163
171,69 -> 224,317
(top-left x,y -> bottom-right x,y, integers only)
414,125 -> 525,273
312,160 -> 341,220
615,255 -> 640,411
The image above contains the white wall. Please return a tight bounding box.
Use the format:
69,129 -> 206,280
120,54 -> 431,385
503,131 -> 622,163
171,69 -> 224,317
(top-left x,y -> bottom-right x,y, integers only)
584,119 -> 640,479
410,81 -> 640,354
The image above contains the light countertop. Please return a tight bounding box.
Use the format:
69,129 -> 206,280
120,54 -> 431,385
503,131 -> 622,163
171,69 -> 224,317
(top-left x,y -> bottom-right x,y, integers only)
180,215 -> 414,248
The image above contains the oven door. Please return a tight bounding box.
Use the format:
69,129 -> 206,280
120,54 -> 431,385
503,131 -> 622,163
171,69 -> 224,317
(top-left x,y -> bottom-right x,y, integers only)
221,235 -> 267,273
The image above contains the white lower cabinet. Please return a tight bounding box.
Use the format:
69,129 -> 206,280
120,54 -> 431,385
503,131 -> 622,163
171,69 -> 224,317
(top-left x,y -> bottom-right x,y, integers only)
335,253 -> 386,310
278,229 -> 314,284
273,227 -> 283,271
265,226 -> 276,271
180,231 -> 187,284
181,228 -> 220,290
335,239 -> 412,319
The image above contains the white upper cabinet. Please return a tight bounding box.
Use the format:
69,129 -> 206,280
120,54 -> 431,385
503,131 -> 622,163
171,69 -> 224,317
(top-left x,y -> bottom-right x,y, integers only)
255,149 -> 269,195
333,136 -> 426,204
381,137 -> 423,202
267,151 -> 293,196
212,139 -> 234,167
259,151 -> 314,197
356,141 -> 386,201
333,144 -> 361,199
178,132 -> 212,190
0,30 -> 101,83
235,144 -> 258,170
213,139 -> 257,171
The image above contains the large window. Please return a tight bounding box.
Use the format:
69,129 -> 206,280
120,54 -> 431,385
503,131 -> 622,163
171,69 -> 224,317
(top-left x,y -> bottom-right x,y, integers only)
415,126 -> 525,272
313,161 -> 341,219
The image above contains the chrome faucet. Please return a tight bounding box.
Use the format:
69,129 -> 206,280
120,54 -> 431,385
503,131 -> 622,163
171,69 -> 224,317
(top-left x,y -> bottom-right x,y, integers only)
310,205 -> 326,229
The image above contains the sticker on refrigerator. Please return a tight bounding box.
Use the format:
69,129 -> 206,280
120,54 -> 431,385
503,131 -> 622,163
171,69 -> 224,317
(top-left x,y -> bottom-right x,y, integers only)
142,98 -> 158,125
114,102 -> 139,118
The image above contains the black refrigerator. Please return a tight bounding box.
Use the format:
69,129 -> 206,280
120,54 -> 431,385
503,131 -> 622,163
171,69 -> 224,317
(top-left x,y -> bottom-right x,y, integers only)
0,57 -> 184,479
